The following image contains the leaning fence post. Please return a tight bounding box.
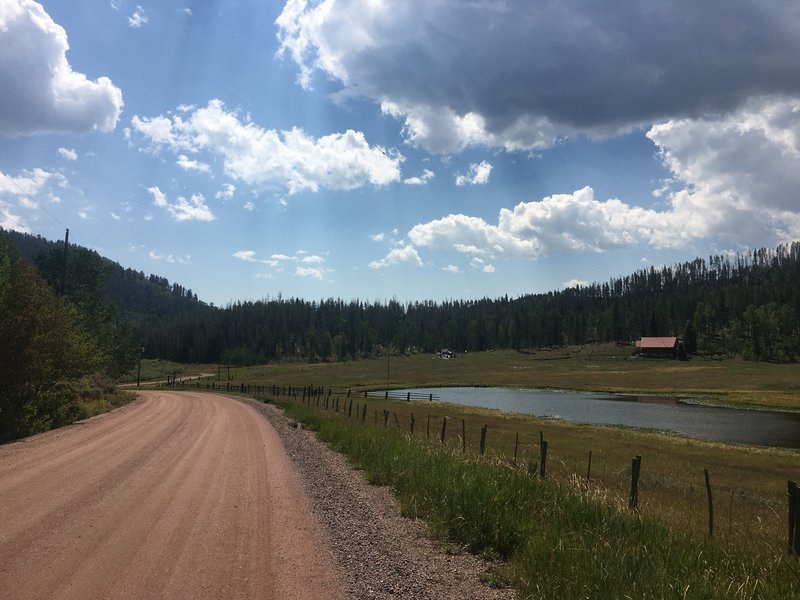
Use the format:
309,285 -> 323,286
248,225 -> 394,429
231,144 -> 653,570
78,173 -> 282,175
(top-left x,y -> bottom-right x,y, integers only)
479,425 -> 488,455
704,468 -> 714,537
630,455 -> 642,511
513,432 -> 519,465
789,480 -> 800,555
440,417 -> 447,445
539,439 -> 548,478
587,450 -> 593,481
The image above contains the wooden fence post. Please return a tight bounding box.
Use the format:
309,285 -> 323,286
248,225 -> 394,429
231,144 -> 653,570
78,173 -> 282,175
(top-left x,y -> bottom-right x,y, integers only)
440,417 -> 447,445
587,450 -> 592,481
704,468 -> 714,537
789,480 -> 800,555
427,415 -> 431,438
630,455 -> 642,511
410,413 -> 415,434
479,425 -> 487,455
539,440 -> 548,478
462,419 -> 466,452
513,432 -> 519,466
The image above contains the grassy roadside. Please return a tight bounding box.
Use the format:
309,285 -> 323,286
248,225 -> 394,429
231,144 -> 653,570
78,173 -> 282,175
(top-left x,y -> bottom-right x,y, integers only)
117,358 -> 215,385
267,396 -> 800,599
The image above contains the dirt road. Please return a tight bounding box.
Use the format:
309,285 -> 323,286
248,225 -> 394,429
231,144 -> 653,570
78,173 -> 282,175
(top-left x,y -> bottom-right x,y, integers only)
0,391 -> 345,600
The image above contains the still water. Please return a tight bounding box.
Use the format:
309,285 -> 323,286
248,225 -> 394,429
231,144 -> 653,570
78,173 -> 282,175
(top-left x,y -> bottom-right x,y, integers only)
397,387 -> 800,448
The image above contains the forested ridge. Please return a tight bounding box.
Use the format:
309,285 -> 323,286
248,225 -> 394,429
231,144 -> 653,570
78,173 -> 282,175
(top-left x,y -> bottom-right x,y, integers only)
5,229 -> 800,368
144,244 -> 800,364
1,231 -> 138,441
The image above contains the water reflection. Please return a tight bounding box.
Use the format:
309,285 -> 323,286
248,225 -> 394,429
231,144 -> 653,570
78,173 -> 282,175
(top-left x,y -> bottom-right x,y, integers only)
395,387 -> 800,448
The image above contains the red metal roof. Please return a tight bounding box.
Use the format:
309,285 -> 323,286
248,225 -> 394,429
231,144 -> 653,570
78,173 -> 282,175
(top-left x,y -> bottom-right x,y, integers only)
636,336 -> 678,349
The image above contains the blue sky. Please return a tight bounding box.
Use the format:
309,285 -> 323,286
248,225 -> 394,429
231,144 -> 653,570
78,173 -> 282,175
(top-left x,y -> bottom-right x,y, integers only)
2,0 -> 800,306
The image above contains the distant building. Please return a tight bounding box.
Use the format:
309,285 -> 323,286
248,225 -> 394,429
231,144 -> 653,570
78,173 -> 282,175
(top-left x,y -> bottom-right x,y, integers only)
635,337 -> 679,359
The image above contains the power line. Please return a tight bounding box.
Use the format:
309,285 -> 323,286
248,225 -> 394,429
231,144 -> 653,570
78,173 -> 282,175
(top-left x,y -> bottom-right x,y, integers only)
0,207 -> 30,232
0,169 -> 69,230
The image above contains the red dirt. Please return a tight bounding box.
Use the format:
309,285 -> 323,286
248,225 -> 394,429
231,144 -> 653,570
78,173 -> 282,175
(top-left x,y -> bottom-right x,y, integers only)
0,391 -> 345,600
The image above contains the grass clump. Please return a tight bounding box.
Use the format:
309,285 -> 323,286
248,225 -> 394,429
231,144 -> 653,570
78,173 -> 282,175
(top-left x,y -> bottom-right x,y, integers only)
275,398 -> 800,599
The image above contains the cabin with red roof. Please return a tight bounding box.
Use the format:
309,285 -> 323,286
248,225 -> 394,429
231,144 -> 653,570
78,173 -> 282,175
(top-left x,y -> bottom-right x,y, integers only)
635,336 -> 679,359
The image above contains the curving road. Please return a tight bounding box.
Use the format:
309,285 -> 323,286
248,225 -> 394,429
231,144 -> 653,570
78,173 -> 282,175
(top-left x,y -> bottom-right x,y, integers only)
0,391 -> 345,600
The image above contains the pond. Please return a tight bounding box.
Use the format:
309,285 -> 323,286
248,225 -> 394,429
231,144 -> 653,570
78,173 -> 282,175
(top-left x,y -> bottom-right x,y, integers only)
394,387 -> 800,448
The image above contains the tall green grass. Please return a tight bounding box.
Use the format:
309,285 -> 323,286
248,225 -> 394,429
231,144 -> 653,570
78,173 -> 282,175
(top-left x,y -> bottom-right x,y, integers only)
273,399 -> 799,599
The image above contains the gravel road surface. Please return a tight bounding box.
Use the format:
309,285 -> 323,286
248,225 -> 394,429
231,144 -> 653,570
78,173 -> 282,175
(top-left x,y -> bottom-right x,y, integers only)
0,391 -> 514,599
0,391 -> 345,600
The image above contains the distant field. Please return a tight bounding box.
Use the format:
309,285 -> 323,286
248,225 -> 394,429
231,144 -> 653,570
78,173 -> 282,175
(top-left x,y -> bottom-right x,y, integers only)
213,344 -> 800,409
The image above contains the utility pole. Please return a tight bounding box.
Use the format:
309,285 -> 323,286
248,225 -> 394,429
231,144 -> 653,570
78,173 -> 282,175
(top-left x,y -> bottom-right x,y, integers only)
136,344 -> 145,387
59,228 -> 69,297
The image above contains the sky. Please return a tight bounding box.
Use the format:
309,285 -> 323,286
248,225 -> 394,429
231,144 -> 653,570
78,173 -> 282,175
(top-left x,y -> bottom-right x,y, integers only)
1,0 -> 800,307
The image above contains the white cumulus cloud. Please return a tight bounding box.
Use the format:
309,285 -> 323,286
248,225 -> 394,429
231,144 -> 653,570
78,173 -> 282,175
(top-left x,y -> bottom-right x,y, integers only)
128,6 -> 148,28
368,245 -> 423,269
0,0 -> 123,136
216,183 -> 236,200
57,147 -> 77,160
147,186 -> 215,222
233,250 -> 258,262
130,99 -> 403,194
563,279 -> 590,289
403,168 -> 434,185
455,161 -> 492,186
647,96 -> 800,243
409,186 -> 694,259
177,154 -> 211,173
295,266 -> 324,280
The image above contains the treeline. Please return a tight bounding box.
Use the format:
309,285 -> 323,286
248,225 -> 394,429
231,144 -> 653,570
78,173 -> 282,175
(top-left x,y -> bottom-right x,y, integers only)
0,231 -> 138,441
140,243 -> 800,365
6,229 -> 800,366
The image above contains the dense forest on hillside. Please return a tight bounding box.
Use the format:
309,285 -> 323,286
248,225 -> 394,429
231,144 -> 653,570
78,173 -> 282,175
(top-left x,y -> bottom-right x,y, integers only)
5,229 -> 800,366
0,232 -> 137,441
142,244 -> 800,364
